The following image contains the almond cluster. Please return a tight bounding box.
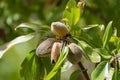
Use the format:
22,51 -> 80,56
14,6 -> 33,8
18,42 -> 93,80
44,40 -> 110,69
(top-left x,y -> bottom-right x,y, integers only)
36,22 -> 82,64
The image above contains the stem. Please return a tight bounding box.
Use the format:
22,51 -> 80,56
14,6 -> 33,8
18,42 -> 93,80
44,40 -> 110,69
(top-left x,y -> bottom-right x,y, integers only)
78,62 -> 90,80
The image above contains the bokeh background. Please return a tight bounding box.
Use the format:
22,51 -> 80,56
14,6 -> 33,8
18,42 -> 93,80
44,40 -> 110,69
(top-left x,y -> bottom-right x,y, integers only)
0,0 -> 120,80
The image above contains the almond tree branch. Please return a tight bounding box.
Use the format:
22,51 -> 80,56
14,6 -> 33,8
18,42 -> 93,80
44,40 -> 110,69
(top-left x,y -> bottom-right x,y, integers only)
78,62 -> 90,80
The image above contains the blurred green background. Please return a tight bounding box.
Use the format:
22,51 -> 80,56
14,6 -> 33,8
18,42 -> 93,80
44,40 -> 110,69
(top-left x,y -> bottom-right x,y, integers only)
0,0 -> 120,80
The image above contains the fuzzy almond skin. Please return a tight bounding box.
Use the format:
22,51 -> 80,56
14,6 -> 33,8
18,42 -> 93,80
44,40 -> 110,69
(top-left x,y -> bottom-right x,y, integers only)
51,41 -> 62,64
36,38 -> 55,57
67,43 -> 82,64
51,22 -> 68,38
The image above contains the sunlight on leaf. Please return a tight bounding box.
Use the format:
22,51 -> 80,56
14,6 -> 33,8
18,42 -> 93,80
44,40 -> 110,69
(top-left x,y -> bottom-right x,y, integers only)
15,23 -> 50,34
82,24 -> 99,30
15,23 -> 41,31
71,7 -> 80,25
0,33 -> 35,58
90,49 -> 101,63
106,68 -> 114,80
91,61 -> 109,80
109,36 -> 119,51
61,61 -> 73,73
63,0 -> 80,26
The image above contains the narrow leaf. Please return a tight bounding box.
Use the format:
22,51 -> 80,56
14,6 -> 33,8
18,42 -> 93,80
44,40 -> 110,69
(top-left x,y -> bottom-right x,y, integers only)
91,61 -> 109,80
45,46 -> 69,80
51,69 -> 61,80
112,61 -> 120,80
15,23 -> 50,34
15,23 -> 41,31
70,69 -> 81,80
102,21 -> 113,48
117,39 -> 120,51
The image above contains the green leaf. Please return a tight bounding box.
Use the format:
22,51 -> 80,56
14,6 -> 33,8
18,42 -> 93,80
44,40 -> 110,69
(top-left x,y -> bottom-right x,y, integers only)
94,48 -> 111,59
70,69 -> 81,80
0,37 -> 39,80
20,50 -> 45,80
63,10 -> 71,25
15,23 -> 41,31
106,68 -> 114,80
42,57 -> 53,75
71,7 -> 80,25
112,61 -> 120,80
66,0 -> 76,10
74,38 -> 101,63
90,49 -> 101,63
109,36 -> 119,51
63,0 -> 80,26
45,46 -> 69,80
0,33 -> 35,58
102,21 -> 113,48
61,61 -> 73,73
15,23 -> 50,34
91,61 -> 109,80
51,69 -> 61,80
117,38 -> 120,51
81,24 -> 103,48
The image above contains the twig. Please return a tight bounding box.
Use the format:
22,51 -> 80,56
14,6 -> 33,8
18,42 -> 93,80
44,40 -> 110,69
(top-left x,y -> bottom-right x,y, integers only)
78,62 -> 90,80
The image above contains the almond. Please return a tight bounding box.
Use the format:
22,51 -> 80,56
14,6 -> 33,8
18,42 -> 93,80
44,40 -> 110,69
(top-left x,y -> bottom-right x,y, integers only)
51,41 -> 62,64
36,38 -> 55,57
67,43 -> 82,64
51,22 -> 68,38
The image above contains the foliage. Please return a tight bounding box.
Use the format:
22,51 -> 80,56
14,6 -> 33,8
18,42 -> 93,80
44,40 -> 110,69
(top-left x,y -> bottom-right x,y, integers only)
0,0 -> 120,80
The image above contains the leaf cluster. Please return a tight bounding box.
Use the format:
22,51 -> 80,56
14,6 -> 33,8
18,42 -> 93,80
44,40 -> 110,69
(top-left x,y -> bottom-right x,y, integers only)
0,0 -> 120,80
